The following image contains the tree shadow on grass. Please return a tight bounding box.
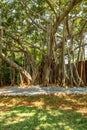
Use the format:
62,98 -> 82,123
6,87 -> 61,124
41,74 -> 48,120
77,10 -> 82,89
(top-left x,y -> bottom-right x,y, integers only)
0,105 -> 87,130
0,94 -> 87,115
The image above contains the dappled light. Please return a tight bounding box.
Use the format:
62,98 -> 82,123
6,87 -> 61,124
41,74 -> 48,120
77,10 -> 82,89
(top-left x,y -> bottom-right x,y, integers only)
0,95 -> 87,129
0,94 -> 87,116
0,104 -> 87,130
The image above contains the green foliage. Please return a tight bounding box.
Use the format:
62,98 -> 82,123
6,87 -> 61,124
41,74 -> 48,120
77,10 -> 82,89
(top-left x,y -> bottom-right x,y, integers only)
0,62 -> 10,85
0,0 -> 87,85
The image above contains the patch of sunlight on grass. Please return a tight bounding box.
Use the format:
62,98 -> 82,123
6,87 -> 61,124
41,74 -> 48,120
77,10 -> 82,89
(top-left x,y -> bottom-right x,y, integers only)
0,95 -> 87,130
31,100 -> 45,108
0,106 -> 87,130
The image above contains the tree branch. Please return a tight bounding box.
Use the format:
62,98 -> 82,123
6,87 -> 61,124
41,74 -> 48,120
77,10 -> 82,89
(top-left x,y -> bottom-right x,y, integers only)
20,0 -> 47,32
30,10 -> 50,24
73,21 -> 87,37
45,0 -> 57,16
74,43 -> 87,51
0,52 -> 32,81
29,15 -> 47,32
53,0 -> 83,34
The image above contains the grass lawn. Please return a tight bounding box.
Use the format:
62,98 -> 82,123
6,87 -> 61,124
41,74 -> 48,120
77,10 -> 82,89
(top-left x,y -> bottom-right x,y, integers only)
0,94 -> 87,130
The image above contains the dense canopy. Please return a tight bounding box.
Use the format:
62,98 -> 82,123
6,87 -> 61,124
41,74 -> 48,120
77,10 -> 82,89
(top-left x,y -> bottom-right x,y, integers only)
0,0 -> 87,87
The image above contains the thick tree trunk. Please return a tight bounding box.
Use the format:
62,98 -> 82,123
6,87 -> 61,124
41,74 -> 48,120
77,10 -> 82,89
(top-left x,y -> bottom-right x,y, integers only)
42,23 -> 56,85
61,41 -> 66,87
41,56 -> 50,85
0,53 -> 32,84
10,49 -> 16,85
